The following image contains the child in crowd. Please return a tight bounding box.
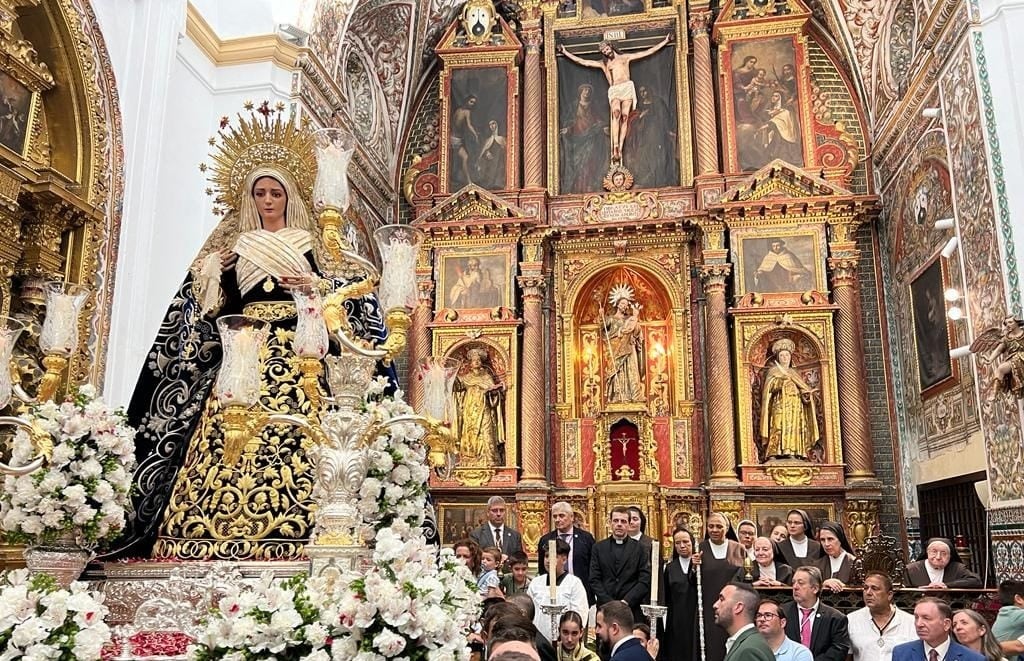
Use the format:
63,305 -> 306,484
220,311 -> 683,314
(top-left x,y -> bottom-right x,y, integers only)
558,611 -> 599,661
499,551 -> 531,596
994,580 -> 1024,661
478,545 -> 502,596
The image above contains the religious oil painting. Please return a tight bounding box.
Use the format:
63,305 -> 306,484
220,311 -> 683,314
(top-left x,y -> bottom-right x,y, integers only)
447,67 -> 510,192
909,256 -> 955,394
556,31 -> 679,194
440,251 -> 511,310
751,504 -> 835,539
737,234 -> 821,295
580,0 -> 644,18
0,71 -> 32,155
728,37 -> 804,171
438,503 -> 491,545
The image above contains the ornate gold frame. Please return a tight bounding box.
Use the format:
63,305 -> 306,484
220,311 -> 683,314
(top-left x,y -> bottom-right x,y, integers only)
435,246 -> 516,313
730,224 -> 827,298
594,408 -> 658,483
431,323 -> 521,482
749,501 -> 836,536
544,17 -> 694,193
731,309 -> 843,467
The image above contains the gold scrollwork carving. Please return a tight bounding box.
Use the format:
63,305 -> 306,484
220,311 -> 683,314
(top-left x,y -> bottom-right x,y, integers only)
712,500 -> 744,529
518,499 -> 548,553
764,464 -> 820,486
453,467 -> 496,487
243,301 -> 297,322
844,499 -> 879,549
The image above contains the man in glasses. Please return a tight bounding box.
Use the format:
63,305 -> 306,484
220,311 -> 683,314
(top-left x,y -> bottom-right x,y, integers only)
758,600 -> 813,661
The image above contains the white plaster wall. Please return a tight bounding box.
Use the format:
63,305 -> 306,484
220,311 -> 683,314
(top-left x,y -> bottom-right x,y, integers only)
94,1 -> 295,406
978,0 -> 1024,312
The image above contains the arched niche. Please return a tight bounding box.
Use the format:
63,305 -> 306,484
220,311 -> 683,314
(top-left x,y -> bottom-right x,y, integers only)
571,264 -> 675,418
746,327 -> 829,463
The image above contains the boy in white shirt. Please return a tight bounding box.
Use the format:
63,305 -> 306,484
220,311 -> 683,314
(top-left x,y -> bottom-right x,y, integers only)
528,538 -> 589,642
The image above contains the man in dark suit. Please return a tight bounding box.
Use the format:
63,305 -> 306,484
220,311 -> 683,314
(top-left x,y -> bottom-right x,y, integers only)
470,496 -> 524,563
538,501 -> 597,604
596,601 -> 649,661
783,566 -> 851,661
892,597 -> 985,661
713,582 -> 775,661
590,506 -> 651,625
903,538 -> 983,589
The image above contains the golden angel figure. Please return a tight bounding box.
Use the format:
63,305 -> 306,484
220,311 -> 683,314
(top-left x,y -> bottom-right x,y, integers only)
970,315 -> 1024,398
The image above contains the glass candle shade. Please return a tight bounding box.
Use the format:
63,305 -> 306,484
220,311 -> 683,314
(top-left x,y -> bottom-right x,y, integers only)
0,317 -> 25,409
214,315 -> 270,407
291,284 -> 329,359
374,224 -> 425,311
416,357 -> 461,423
39,282 -> 90,356
324,352 -> 377,409
312,128 -> 355,212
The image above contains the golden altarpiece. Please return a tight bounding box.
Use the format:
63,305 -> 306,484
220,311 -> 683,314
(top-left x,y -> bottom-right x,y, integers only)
404,0 -> 882,555
0,0 -> 124,566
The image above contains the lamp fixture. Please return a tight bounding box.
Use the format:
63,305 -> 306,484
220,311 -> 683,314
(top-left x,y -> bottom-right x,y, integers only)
934,217 -> 955,231
950,345 -> 972,359
941,236 -> 959,258
922,107 -> 942,118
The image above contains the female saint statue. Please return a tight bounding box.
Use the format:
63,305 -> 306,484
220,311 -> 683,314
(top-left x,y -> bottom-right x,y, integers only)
759,338 -> 819,459
111,109 -> 393,560
452,348 -> 505,466
603,284 -> 645,403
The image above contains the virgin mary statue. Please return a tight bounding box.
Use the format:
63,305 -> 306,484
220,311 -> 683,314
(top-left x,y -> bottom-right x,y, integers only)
110,109 -> 394,561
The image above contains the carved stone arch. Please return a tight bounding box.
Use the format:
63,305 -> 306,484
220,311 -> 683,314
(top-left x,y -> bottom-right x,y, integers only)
6,0 -> 124,388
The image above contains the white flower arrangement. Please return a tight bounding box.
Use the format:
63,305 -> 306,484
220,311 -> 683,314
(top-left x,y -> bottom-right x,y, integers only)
0,384 -> 137,547
0,569 -> 112,660
190,387 -> 481,661
190,530 -> 480,661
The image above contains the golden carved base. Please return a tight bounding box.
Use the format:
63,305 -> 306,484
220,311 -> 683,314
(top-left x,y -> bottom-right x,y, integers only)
763,462 -> 820,486
454,468 -> 496,487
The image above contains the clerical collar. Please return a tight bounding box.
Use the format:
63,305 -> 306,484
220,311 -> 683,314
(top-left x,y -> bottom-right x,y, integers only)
708,539 -> 729,559
613,536 -> 626,544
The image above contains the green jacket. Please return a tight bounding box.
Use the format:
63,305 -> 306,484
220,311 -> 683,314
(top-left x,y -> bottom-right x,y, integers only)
725,626 -> 776,661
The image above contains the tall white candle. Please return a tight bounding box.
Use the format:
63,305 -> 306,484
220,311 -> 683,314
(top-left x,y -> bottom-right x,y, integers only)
650,540 -> 659,604
548,539 -> 557,602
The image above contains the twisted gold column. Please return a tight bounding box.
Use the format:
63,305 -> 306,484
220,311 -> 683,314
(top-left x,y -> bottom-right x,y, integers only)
688,10 -> 719,176
408,280 -> 434,411
701,264 -> 738,483
522,23 -> 545,190
519,275 -> 547,484
828,253 -> 876,481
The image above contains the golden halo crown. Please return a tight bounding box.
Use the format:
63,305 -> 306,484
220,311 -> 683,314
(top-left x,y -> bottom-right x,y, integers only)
772,338 -> 796,355
608,283 -> 635,307
201,100 -> 317,216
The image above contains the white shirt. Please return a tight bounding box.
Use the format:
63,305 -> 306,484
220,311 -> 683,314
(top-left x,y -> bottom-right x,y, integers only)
527,573 -> 589,641
678,556 -> 691,574
791,536 -> 809,558
926,637 -> 952,661
611,634 -> 638,657
726,623 -> 757,653
709,539 -> 729,559
926,562 -> 945,584
830,553 -> 848,574
848,606 -> 917,661
759,562 -> 777,581
797,600 -> 820,637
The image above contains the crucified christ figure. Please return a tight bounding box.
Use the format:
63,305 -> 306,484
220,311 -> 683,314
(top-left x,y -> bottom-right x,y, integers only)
559,35 -> 671,164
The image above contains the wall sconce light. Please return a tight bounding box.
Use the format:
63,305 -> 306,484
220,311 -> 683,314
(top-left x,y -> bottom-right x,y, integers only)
922,107 -> 942,118
277,23 -> 309,46
944,288 -> 960,302
947,305 -> 964,321
934,218 -> 955,231
941,236 -> 959,259
950,345 -> 972,359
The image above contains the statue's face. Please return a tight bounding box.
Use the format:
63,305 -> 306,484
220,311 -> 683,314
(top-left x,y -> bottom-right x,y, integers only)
252,176 -> 287,225
616,299 -> 631,314
777,349 -> 792,366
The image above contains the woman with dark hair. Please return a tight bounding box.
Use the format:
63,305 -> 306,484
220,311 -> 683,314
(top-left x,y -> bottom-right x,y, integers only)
816,521 -> 855,590
696,513 -> 746,661
776,508 -> 823,570
454,537 -> 483,577
904,537 -> 983,588
734,536 -> 794,586
627,505 -> 660,561
662,526 -> 698,661
558,611 -> 599,661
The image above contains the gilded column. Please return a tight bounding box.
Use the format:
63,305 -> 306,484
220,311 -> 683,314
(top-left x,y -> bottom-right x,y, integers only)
828,221 -> 876,482
688,9 -> 719,176
700,262 -> 738,483
521,21 -> 545,190
518,274 -> 547,484
408,278 -> 435,411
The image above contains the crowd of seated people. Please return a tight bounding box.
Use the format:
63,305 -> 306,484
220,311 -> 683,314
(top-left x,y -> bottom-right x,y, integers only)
451,502 -> 996,661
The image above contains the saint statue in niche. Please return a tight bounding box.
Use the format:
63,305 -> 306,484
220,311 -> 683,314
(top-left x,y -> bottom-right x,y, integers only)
452,347 -> 506,466
759,338 -> 819,460
602,284 -> 645,403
